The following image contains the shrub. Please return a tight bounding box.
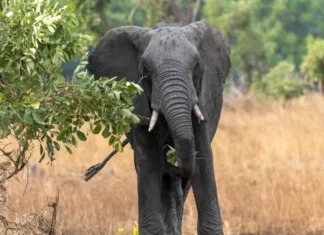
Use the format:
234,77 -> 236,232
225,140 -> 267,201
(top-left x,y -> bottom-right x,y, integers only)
0,0 -> 141,177
252,61 -> 309,100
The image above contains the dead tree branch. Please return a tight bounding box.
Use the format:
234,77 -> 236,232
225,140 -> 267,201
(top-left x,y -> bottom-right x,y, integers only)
168,0 -> 185,23
192,0 -> 202,22
128,0 -> 143,24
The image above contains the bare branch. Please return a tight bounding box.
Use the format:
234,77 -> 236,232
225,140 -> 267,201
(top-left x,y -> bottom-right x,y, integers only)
168,0 -> 184,23
127,0 -> 143,24
0,191 -> 60,235
84,139 -> 129,181
192,0 -> 202,22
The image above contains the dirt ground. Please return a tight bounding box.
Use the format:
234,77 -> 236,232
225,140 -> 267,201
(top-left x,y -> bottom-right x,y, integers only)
4,94 -> 324,235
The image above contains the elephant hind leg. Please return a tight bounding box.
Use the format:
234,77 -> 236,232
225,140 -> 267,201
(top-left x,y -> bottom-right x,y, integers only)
161,174 -> 190,235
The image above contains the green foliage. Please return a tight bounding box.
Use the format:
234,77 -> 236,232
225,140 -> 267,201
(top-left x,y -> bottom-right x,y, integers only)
203,0 -> 268,88
165,145 -> 178,167
0,0 -> 141,172
252,61 -> 309,100
203,0 -> 324,92
301,36 -> 324,84
253,0 -> 324,68
53,0 -> 112,42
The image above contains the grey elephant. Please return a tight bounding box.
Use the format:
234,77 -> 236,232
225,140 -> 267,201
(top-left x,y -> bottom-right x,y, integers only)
86,21 -> 231,235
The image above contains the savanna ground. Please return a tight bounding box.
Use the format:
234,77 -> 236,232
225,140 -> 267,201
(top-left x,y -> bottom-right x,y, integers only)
3,94 -> 324,235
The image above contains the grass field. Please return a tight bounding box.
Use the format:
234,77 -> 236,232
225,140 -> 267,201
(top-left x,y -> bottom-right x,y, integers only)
4,94 -> 324,235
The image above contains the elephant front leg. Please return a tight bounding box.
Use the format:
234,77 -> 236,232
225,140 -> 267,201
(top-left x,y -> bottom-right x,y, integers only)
133,128 -> 164,235
191,122 -> 223,235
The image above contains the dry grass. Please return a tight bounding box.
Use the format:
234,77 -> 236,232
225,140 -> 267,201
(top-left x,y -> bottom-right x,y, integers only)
3,94 -> 324,235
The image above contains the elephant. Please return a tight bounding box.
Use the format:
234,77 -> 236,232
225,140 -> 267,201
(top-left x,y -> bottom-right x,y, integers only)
86,21 -> 231,235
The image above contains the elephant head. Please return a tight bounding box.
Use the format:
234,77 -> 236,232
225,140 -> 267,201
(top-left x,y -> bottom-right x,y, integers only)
86,21 -> 230,179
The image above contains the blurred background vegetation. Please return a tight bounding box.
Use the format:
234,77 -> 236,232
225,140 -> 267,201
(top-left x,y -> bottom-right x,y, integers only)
57,0 -> 324,100
2,1 -> 324,234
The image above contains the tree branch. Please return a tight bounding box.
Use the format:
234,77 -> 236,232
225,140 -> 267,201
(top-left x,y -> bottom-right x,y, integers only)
168,0 -> 184,23
127,0 -> 143,24
192,0 -> 202,22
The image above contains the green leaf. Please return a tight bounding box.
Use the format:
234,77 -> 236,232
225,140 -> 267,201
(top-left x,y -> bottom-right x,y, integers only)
29,48 -> 36,54
112,91 -> 121,100
166,145 -> 178,167
49,114 -> 54,125
39,144 -> 45,163
32,111 -> 44,124
40,144 -> 44,155
47,139 -> 53,153
57,131 -> 65,141
117,125 -> 124,135
109,135 -> 116,146
102,125 -> 110,138
24,112 -> 33,125
1,116 -> 9,132
39,152 -> 46,163
56,114 -> 68,122
93,124 -> 102,134
30,102 -> 40,109
76,130 -> 87,141
71,135 -> 77,146
131,114 -> 140,124
65,145 -> 72,154
115,142 -> 122,152
53,141 -> 60,151
122,109 -> 132,118
47,25 -> 55,33
121,93 -> 132,105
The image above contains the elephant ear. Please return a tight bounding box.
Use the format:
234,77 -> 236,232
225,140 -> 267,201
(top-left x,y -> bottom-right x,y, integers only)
183,21 -> 231,96
88,26 -> 152,125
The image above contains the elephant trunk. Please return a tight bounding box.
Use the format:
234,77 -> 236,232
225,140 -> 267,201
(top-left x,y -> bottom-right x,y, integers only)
160,73 -> 196,179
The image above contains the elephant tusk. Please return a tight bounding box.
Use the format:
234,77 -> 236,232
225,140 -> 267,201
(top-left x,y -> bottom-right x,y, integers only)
148,110 -> 159,132
193,104 -> 204,121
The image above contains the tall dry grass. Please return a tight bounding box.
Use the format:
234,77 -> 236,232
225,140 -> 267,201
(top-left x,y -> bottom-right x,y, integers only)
3,94 -> 324,235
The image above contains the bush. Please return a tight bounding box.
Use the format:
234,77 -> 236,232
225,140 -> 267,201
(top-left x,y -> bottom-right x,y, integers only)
0,0 -> 142,178
301,36 -> 324,92
252,61 -> 309,100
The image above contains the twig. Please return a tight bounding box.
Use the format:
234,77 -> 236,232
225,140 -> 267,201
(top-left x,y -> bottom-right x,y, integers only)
0,192 -> 60,235
49,191 -> 59,235
6,162 -> 26,180
23,163 -> 29,196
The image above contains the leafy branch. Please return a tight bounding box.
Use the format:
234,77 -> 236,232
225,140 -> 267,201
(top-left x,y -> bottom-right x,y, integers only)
0,0 -> 142,179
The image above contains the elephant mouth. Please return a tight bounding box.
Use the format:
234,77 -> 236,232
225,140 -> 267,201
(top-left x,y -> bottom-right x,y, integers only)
148,102 -> 204,179
148,104 -> 204,132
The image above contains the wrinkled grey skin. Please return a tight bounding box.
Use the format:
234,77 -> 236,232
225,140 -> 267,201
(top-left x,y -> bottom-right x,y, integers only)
86,21 -> 231,235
